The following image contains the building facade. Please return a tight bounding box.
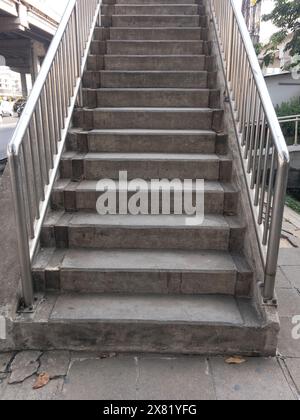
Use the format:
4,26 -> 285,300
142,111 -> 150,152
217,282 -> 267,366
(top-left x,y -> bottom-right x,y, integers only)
0,66 -> 22,98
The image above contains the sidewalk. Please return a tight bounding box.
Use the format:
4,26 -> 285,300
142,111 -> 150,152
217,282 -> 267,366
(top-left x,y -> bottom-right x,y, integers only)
0,209 -> 300,400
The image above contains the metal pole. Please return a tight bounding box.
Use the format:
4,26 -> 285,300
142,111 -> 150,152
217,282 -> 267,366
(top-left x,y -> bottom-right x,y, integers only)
8,153 -> 34,308
264,159 -> 289,302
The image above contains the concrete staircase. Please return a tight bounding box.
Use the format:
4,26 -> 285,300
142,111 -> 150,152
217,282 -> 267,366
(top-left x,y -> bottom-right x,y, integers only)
13,0 -> 278,355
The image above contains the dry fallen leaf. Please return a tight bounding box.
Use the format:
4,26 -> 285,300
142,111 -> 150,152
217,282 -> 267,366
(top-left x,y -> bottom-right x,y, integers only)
33,372 -> 50,390
225,356 -> 246,365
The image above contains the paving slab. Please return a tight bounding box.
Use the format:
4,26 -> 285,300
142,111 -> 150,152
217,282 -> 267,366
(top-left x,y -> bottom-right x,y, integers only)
1,376 -> 64,400
51,294 -> 244,325
278,317 -> 300,358
278,249 -> 300,266
277,289 -> 300,318
280,266 -> 300,290
285,359 -> 300,394
276,268 -> 292,289
210,357 -> 295,400
38,351 -> 70,379
0,353 -> 14,373
62,356 -> 137,400
136,356 -> 216,400
9,351 -> 42,384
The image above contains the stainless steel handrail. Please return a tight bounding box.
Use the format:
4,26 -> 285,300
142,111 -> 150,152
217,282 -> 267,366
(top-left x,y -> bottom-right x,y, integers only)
7,0 -> 101,308
278,114 -> 300,146
210,0 -> 290,302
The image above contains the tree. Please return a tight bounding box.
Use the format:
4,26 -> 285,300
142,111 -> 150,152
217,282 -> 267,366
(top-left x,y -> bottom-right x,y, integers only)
262,0 -> 300,69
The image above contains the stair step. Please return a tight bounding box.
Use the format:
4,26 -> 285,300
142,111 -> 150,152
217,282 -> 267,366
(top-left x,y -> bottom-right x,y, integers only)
111,15 -> 202,28
67,129 -> 218,154
52,179 -> 238,215
108,27 -> 205,40
114,0 -> 201,4
83,70 -> 208,89
41,212 -> 243,251
83,88 -> 213,108
14,292 -> 270,354
33,248 -> 252,296
102,55 -> 206,71
105,40 -> 204,55
73,107 -> 223,131
60,152 -> 231,181
104,5 -> 200,16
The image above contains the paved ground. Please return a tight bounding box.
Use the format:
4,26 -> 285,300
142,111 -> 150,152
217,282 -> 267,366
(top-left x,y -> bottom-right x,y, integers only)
0,209 -> 299,400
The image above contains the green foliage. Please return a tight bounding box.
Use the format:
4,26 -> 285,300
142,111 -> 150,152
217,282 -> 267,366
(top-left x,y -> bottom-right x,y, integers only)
262,0 -> 300,69
276,97 -> 300,141
286,195 -> 300,214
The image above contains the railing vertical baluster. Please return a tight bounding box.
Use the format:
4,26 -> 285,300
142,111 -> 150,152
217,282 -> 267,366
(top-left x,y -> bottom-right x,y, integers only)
8,152 -> 34,308
7,0 -> 101,308
210,0 -> 289,303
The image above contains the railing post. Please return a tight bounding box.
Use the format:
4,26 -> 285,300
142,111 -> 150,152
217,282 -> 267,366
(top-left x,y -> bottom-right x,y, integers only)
227,8 -> 235,83
295,119 -> 299,146
264,159 -> 289,302
74,0 -> 83,108
8,153 -> 34,309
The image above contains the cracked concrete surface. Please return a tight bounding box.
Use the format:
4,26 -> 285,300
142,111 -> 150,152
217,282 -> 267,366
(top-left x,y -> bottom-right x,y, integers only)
281,207 -> 300,249
0,350 -> 299,400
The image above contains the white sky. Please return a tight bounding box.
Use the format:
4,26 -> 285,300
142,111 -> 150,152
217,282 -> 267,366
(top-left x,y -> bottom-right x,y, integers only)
38,0 -> 278,43
260,0 -> 278,43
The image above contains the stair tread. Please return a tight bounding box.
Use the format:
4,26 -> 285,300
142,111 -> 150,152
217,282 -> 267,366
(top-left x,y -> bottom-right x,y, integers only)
49,293 -> 257,326
47,211 -> 234,229
70,128 -> 216,135
106,40 -> 203,43
99,70 -> 207,73
47,248 -> 240,273
55,179 -> 228,192
83,107 -> 215,111
83,88 -> 211,91
63,152 -> 221,160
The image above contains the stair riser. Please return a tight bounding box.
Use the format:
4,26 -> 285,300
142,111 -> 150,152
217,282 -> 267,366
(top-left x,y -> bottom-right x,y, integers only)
105,41 -> 204,55
103,56 -> 206,71
83,89 -> 211,108
12,321 -> 271,356
102,5 -> 202,15
83,71 -> 208,89
34,270 -> 238,296
108,28 -> 205,41
60,158 -> 222,181
111,16 -> 203,28
52,189 -> 226,214
45,226 -> 230,251
74,109 -> 223,131
67,132 -> 217,154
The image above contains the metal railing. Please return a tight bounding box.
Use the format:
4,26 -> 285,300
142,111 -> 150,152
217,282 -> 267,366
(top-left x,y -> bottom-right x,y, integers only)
278,114 -> 300,146
8,0 -> 101,308
210,0 -> 290,302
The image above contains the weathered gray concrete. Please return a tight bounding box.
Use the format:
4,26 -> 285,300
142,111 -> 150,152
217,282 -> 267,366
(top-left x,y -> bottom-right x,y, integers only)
0,351 -> 299,400
9,351 -> 41,384
210,357 -> 295,400
38,351 -> 70,379
84,88 -> 212,109
109,27 -> 204,41
67,129 -> 218,154
103,55 -> 206,71
0,166 -> 21,351
111,15 -> 201,28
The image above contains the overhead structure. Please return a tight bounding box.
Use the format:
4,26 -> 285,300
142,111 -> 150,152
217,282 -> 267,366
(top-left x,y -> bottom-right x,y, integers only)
0,0 -> 59,95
